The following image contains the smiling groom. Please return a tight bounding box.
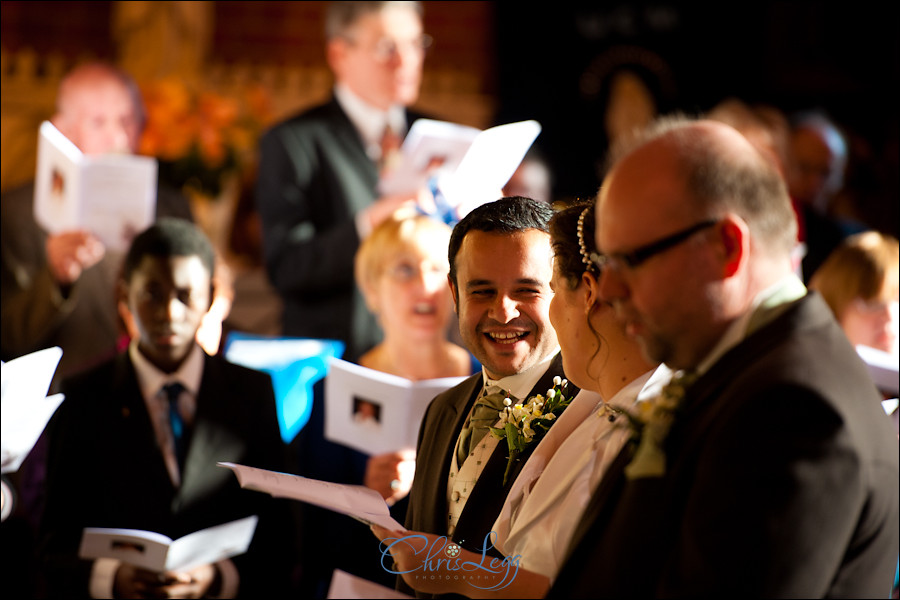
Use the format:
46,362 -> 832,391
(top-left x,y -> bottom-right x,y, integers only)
401,196 -> 575,597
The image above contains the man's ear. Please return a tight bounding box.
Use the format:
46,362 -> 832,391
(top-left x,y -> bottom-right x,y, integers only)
718,215 -> 748,278
207,280 -> 216,312
448,275 -> 460,315
116,278 -> 130,307
326,37 -> 348,77
116,279 -> 139,340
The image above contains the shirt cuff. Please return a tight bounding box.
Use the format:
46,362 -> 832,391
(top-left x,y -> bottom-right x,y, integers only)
90,558 -> 120,599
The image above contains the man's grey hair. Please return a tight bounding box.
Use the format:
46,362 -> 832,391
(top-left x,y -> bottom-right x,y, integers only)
325,1 -> 423,39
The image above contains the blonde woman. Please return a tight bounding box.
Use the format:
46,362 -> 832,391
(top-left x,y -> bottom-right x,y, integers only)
294,214 -> 475,596
810,230 -> 899,356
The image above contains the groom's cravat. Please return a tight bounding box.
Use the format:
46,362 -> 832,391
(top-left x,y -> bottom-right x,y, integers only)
456,385 -> 509,466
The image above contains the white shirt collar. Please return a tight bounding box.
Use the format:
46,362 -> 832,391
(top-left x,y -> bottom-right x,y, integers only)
334,84 -> 406,160
483,349 -> 561,402
129,341 -> 205,400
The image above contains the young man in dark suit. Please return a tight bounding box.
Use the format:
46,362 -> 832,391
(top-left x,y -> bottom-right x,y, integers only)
550,118 -> 899,597
375,196 -> 572,596
255,1 -> 435,362
39,219 -> 295,598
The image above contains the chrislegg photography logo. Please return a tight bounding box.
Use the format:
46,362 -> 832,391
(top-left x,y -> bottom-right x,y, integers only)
379,532 -> 521,591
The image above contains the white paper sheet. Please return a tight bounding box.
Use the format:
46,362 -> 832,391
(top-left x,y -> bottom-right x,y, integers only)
377,119 -> 541,222
1,347 -> 64,474
218,462 -> 406,531
324,358 -> 466,455
78,515 -> 258,573
34,121 -> 157,252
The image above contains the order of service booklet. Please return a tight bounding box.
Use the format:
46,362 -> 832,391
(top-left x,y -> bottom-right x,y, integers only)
33,121 -> 158,252
1,346 -> 65,475
324,358 -> 467,456
218,462 -> 406,532
78,515 -> 258,573
377,118 -> 542,225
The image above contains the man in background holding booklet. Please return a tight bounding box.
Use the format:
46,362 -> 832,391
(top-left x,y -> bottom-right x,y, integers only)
255,1 -> 437,363
39,219 -> 295,598
1,62 -> 193,389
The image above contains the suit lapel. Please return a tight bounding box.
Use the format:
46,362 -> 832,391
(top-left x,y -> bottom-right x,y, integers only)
417,374 -> 482,535
176,356 -> 246,511
112,354 -> 177,495
454,354 -> 576,547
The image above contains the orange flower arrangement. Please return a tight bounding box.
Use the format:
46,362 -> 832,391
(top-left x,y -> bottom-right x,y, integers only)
138,78 -> 274,197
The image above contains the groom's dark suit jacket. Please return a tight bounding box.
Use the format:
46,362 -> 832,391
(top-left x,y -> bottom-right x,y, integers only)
255,98 -> 427,362
39,351 -> 296,598
403,353 -> 574,597
550,293 -> 899,598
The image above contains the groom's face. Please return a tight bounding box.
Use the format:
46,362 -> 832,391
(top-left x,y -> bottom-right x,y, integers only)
449,229 -> 558,380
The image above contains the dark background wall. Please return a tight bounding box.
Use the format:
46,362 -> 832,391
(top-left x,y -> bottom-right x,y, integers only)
493,2 -> 899,235
3,1 -> 897,234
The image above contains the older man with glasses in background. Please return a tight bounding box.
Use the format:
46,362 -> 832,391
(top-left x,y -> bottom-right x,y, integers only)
255,1 -> 438,364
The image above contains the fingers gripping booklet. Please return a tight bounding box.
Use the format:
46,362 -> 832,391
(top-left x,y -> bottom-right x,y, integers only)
78,515 -> 258,573
218,462 -> 406,532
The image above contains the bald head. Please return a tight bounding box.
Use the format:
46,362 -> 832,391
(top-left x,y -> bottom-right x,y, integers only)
52,63 -> 144,155
594,118 -> 798,369
609,118 -> 797,257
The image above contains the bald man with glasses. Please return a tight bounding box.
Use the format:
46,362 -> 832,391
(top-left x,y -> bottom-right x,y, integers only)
255,1 -> 436,363
550,117 -> 899,598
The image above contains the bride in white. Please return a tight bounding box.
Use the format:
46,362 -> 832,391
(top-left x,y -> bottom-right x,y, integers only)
372,201 -> 670,597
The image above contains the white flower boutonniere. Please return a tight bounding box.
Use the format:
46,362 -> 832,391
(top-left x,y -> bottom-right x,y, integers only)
601,371 -> 697,480
490,377 -> 572,485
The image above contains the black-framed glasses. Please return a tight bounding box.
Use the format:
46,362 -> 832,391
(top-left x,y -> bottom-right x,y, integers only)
592,219 -> 719,272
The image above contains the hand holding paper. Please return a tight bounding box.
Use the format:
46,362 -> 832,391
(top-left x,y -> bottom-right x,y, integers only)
113,561 -> 217,599
45,230 -> 105,286
377,119 -> 542,225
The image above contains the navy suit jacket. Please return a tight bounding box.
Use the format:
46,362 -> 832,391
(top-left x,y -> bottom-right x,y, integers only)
550,293 -> 899,598
40,351 -> 297,598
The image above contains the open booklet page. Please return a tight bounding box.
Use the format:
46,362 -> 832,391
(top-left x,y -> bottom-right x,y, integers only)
1,346 -> 64,474
218,462 -> 405,532
377,119 -> 541,224
324,358 -> 467,455
34,121 -> 158,252
78,515 -> 258,573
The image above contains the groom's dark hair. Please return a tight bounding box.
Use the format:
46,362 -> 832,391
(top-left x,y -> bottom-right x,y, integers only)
447,196 -> 554,289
